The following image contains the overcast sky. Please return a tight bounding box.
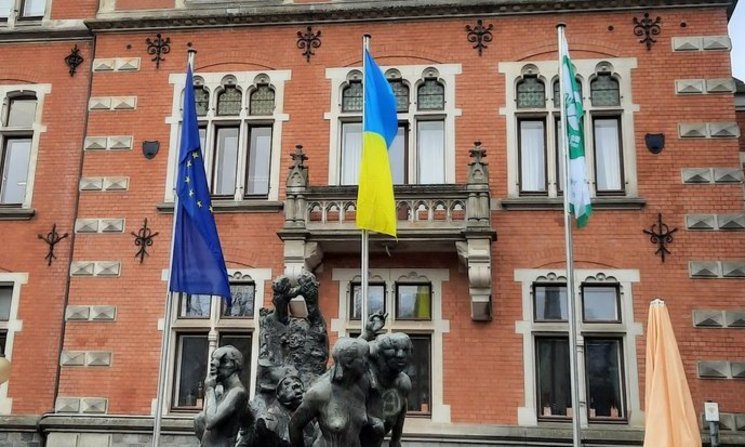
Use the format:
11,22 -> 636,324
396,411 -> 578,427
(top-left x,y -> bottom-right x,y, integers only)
730,1 -> 744,80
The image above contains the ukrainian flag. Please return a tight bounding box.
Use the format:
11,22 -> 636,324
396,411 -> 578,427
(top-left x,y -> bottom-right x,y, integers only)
356,49 -> 398,237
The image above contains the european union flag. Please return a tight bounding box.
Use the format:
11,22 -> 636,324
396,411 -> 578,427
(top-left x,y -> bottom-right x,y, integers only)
169,65 -> 232,303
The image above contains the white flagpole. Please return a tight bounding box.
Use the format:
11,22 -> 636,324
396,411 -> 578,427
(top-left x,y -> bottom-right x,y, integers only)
360,34 -> 371,328
557,24 -> 583,447
151,48 -> 197,447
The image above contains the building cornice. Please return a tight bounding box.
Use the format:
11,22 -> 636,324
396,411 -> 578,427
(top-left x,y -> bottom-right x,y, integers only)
85,0 -> 734,32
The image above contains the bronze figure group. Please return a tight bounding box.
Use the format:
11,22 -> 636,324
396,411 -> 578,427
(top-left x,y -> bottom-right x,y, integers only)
194,271 -> 413,447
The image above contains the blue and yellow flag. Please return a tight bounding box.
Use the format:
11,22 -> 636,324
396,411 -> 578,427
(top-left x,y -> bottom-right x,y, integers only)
169,65 -> 232,303
356,49 -> 398,237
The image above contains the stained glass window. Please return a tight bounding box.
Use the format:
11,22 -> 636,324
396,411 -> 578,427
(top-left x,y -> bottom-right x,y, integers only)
249,84 -> 275,116
417,79 -> 444,111
389,80 -> 409,113
216,86 -> 242,116
517,76 -> 545,108
342,81 -> 363,113
591,74 -> 620,107
194,87 -> 209,117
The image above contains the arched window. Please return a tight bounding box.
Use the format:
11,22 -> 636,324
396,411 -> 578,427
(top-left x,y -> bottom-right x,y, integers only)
591,74 -> 620,107
342,80 -> 363,113
249,84 -> 275,116
5,95 -> 37,127
517,76 -> 545,108
194,86 -> 209,117
389,79 -> 410,113
552,78 -> 583,108
417,78 -> 444,111
216,85 -> 242,116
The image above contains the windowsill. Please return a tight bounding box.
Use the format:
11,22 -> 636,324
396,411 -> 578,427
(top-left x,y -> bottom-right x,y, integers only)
499,196 -> 646,210
156,200 -> 283,214
0,207 -> 35,220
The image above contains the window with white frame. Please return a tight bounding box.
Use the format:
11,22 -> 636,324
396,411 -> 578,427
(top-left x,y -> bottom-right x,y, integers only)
165,71 -> 290,203
0,0 -> 47,21
326,64 -> 461,186
169,270 -> 269,412
0,273 -> 26,415
332,268 -> 450,423
0,86 -> 48,209
515,269 -> 643,427
500,59 -> 637,199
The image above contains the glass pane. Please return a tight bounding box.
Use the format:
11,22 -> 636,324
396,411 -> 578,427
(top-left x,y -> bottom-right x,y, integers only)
0,0 -> 11,18
7,98 -> 37,127
396,284 -> 431,320
342,81 -> 363,113
389,80 -> 409,113
0,285 -> 11,321
22,0 -> 45,17
1,138 -> 31,205
249,84 -> 275,116
594,118 -> 623,192
519,120 -> 546,193
179,294 -> 211,318
199,127 -> 207,153
586,339 -> 624,419
389,126 -> 406,185
217,86 -> 242,116
406,335 -> 431,413
340,122 -> 362,185
223,283 -> 255,318
0,331 -> 6,356
219,333 -> 252,390
553,79 -> 582,107
246,126 -> 272,196
174,334 -> 209,408
536,337 -> 571,417
555,118 -> 564,193
583,286 -> 619,322
534,285 -> 567,321
350,283 -> 385,320
417,79 -> 444,111
517,77 -> 545,108
194,87 -> 209,117
213,127 -> 239,196
416,120 -> 444,184
591,74 -> 620,107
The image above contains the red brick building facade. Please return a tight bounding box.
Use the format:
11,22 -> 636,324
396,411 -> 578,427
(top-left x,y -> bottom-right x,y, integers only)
0,1 -> 743,446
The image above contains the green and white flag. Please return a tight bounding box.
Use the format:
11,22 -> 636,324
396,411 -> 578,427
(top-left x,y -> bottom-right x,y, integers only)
560,35 -> 592,228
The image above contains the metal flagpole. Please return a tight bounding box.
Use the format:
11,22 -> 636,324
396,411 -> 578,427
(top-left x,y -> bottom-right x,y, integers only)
360,35 -> 371,328
557,24 -> 583,447
151,48 -> 197,447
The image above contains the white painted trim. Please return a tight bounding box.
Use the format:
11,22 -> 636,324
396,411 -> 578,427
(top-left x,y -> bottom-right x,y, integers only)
513,268 -> 643,428
499,58 -> 638,198
159,267 -> 271,414
164,70 -> 291,203
325,64 -> 462,185
331,268 -> 451,424
0,272 -> 28,415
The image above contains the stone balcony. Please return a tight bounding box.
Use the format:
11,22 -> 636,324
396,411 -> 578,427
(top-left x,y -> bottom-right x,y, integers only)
278,144 -> 497,320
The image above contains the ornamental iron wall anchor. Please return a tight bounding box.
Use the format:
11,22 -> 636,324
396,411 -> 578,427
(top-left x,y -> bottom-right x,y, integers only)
64,45 -> 84,77
132,218 -> 159,263
38,224 -> 69,266
643,213 -> 678,262
146,33 -> 171,69
465,19 -> 494,56
633,13 -> 662,51
297,26 -> 321,62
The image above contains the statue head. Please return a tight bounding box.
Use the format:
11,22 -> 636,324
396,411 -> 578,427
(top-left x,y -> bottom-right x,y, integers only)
276,374 -> 304,410
330,337 -> 368,382
211,345 -> 243,383
297,271 -> 319,302
376,332 -> 413,374
272,275 -> 292,295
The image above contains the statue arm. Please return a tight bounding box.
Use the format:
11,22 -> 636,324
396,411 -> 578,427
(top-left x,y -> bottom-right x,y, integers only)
289,388 -> 322,447
203,387 -> 248,430
360,311 -> 388,341
389,375 -> 411,447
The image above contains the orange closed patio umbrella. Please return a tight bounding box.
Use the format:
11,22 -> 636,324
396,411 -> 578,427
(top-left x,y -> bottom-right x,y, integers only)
643,299 -> 701,447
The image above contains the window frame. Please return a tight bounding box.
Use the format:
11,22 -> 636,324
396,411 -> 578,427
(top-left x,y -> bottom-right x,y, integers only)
395,282 -> 432,321
348,281 -> 386,320
583,335 -> 627,422
164,269 -> 269,415
331,268 -> 451,425
517,117 -> 548,196
165,71 -> 290,204
515,268 -> 642,428
500,58 -> 638,201
591,114 -> 625,195
326,64 -> 461,187
0,273 -> 27,415
0,87 -> 47,210
581,284 -> 621,324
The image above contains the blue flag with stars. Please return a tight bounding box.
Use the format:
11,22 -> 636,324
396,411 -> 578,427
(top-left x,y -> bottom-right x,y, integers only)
169,64 -> 232,303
